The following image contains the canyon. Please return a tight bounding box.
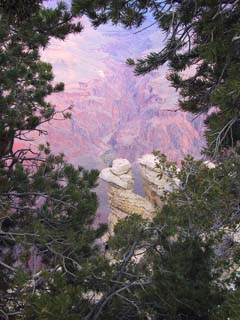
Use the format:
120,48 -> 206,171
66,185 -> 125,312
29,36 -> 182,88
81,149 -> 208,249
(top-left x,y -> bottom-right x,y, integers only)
40,18 -> 205,169
22,16 -> 206,222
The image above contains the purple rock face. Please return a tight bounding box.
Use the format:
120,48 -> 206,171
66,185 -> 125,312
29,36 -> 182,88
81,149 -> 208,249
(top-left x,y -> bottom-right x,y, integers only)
40,18 -> 205,168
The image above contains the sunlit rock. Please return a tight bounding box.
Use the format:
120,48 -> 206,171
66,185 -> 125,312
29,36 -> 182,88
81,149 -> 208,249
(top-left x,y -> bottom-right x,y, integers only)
100,158 -> 155,236
99,159 -> 133,190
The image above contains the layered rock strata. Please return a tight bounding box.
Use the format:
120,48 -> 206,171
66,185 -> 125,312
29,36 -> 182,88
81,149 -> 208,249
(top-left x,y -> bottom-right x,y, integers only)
100,159 -> 155,235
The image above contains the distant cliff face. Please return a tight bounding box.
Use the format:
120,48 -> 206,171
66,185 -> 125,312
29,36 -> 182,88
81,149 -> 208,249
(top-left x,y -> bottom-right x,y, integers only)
40,19 -> 205,170
45,70 -> 205,169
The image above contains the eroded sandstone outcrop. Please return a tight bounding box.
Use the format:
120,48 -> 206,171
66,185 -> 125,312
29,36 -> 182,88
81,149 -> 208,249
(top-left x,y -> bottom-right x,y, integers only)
100,155 -> 217,240
138,154 -> 180,207
100,159 -> 155,235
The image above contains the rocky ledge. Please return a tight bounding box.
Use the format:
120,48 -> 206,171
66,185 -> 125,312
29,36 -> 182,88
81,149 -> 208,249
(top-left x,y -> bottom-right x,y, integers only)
100,155 -> 181,237
100,158 -> 155,235
100,155 -> 217,264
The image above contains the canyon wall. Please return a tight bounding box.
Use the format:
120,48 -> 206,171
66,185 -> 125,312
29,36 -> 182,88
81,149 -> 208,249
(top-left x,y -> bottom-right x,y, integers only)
38,18 -> 205,170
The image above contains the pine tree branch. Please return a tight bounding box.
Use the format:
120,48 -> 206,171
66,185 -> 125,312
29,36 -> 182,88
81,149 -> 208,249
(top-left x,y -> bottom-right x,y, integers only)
0,260 -> 17,273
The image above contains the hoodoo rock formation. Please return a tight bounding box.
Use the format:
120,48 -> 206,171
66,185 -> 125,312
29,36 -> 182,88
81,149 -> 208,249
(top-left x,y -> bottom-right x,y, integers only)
100,159 -> 155,236
100,154 -> 180,236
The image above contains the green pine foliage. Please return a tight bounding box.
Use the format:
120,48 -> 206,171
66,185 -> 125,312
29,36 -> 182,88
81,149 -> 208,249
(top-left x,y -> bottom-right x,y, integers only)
70,1 -> 240,319
1,1 -> 240,319
90,154 -> 240,320
0,2 -> 109,318
0,0 -> 82,159
212,288 -> 240,320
